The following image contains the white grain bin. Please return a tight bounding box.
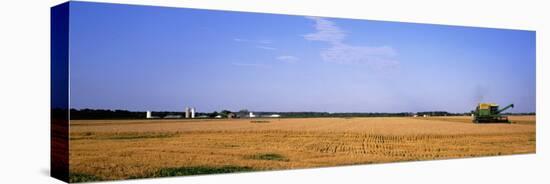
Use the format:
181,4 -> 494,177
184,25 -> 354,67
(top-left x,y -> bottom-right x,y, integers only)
185,107 -> 190,118
146,111 -> 152,119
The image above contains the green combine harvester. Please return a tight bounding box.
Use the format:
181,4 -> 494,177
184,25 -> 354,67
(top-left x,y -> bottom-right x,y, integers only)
472,103 -> 514,123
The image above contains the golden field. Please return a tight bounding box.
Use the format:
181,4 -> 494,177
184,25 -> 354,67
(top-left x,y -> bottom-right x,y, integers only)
69,116 -> 536,182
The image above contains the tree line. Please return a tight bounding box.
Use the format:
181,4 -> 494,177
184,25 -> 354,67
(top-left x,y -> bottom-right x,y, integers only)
65,108 -> 535,120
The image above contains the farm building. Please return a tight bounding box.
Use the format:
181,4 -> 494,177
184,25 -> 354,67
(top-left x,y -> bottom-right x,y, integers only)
259,114 -> 281,118
164,115 -> 182,119
145,111 -> 159,119
267,114 -> 281,118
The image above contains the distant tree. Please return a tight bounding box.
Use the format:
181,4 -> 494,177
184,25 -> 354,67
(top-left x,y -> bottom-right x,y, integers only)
210,111 -> 219,118
220,110 -> 232,117
236,109 -> 250,118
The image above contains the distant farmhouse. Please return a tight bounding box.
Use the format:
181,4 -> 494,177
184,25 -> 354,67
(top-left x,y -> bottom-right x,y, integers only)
164,115 -> 182,119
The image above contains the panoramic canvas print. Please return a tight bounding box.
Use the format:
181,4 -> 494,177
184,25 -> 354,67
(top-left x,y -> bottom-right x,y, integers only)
51,1 -> 536,183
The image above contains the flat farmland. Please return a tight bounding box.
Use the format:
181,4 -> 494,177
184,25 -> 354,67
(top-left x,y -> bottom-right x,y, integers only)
69,116 -> 536,182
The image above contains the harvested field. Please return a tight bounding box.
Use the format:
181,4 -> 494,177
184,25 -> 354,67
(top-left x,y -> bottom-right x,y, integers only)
69,116 -> 536,182
418,115 -> 536,125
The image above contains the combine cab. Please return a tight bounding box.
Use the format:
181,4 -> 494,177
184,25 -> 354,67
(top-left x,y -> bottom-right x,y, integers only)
472,103 -> 514,123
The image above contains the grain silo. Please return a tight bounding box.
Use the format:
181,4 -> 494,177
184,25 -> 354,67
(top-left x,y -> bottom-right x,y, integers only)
185,107 -> 190,118
146,111 -> 152,119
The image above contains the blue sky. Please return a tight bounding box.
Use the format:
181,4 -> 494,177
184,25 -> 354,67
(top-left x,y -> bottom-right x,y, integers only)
68,2 -> 535,113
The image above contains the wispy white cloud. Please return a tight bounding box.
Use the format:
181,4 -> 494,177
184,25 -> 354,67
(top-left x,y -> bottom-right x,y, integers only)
321,45 -> 397,65
276,55 -> 299,63
256,46 -> 277,50
234,38 -> 277,50
233,38 -> 248,42
231,62 -> 270,68
304,17 -> 398,67
304,17 -> 346,45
